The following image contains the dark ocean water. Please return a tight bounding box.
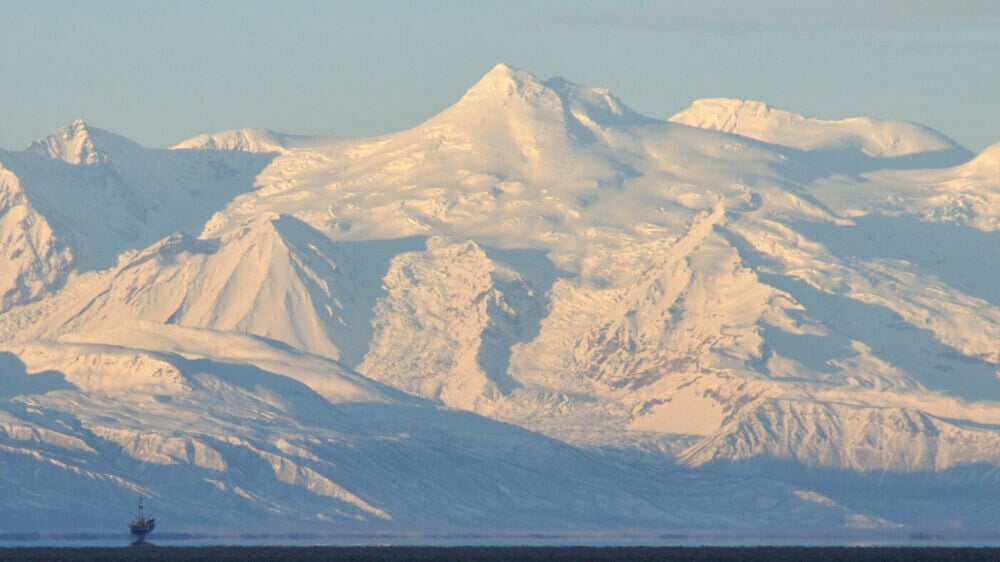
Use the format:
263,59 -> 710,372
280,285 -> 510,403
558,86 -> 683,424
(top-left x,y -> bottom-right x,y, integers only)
2,546 -> 1000,561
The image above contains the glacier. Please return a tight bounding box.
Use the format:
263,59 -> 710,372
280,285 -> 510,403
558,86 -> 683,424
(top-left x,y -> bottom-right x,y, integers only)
2,63 -> 1000,535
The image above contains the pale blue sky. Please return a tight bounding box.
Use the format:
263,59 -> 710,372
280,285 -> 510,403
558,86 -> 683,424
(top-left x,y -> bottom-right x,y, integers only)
2,1 -> 998,151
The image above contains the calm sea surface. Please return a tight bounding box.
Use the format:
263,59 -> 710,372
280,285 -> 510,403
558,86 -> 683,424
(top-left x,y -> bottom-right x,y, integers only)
2,546 -> 1000,561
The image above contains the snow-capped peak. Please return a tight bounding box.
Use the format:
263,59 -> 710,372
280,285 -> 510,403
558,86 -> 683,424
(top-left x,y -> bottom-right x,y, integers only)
464,63 -> 541,98
442,63 -> 556,118
172,128 -> 291,153
970,141 -> 1000,167
422,63 -> 650,145
669,98 -> 967,158
670,98 -> 777,130
959,141 -> 1000,179
27,119 -> 143,165
28,119 -> 103,165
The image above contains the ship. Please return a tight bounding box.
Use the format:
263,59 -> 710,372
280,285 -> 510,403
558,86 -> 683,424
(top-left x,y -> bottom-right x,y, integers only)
127,496 -> 156,545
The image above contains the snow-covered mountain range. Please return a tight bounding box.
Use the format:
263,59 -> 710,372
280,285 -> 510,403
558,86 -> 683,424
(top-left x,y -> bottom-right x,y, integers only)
2,64 -> 1000,535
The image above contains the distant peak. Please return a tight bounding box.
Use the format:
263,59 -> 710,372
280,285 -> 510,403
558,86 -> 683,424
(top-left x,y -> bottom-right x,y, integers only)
961,142 -> 1000,177
461,63 -> 546,101
27,120 -> 141,165
486,62 -> 516,76
479,63 -> 534,84
670,98 -> 965,158
976,141 -> 1000,160
425,64 -> 651,134
416,63 -> 558,132
172,128 -> 289,153
27,119 -> 103,165
669,98 -> 791,132
691,98 -> 772,111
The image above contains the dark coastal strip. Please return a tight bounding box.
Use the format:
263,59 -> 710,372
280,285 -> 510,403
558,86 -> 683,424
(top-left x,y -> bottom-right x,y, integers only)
3,546 -> 1000,561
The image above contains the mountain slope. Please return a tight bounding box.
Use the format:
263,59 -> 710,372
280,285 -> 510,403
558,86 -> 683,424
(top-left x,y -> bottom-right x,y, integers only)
358,238 -> 544,409
0,332 -> 868,532
0,158 -> 73,312
10,216 -> 407,366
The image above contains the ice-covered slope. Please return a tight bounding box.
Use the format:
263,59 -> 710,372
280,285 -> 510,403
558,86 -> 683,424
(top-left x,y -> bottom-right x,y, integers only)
2,64 -> 1000,531
11,215 -> 414,366
0,331 -> 867,532
0,157 -> 73,311
358,238 -> 545,409
680,399 -> 1000,473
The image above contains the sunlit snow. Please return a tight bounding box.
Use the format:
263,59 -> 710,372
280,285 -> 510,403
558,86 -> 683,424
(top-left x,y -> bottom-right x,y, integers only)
2,64 -> 1000,533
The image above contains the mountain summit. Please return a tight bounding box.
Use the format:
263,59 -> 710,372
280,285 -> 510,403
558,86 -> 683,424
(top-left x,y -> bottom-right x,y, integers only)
26,119 -> 143,165
425,63 -> 652,144
173,128 -> 291,153
962,141 -> 1000,177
